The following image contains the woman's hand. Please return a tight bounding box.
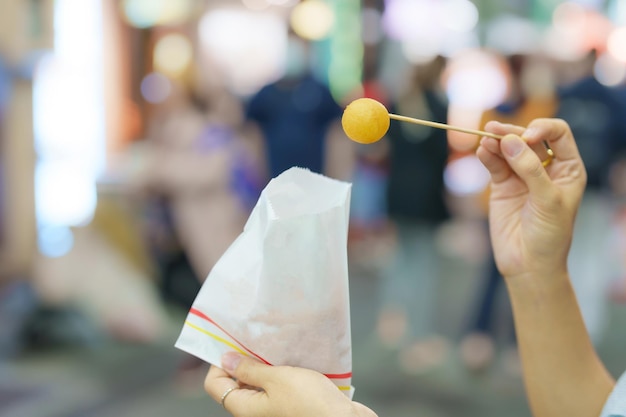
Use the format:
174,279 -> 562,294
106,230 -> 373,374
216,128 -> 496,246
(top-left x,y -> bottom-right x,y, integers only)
476,118 -> 616,417
205,353 -> 377,417
476,119 -> 587,281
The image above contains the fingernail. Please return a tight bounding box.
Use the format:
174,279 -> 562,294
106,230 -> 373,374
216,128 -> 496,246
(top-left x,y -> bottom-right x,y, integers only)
522,128 -> 539,141
222,352 -> 242,372
501,135 -> 524,157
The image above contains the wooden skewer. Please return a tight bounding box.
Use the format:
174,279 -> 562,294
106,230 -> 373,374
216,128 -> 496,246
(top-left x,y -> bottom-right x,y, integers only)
388,113 -> 503,140
388,113 -> 554,164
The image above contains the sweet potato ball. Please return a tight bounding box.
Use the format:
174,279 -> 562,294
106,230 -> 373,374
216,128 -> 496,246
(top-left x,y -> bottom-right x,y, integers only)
341,98 -> 390,144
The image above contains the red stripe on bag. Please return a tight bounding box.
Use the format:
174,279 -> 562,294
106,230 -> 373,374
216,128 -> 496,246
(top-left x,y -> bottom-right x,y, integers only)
323,372 -> 353,379
188,307 -> 352,379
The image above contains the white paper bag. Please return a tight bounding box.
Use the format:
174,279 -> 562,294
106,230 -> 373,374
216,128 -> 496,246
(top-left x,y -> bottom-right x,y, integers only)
175,167 -> 354,397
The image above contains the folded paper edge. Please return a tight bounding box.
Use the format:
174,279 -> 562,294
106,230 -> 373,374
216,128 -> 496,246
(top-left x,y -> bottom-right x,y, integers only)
263,167 -> 352,220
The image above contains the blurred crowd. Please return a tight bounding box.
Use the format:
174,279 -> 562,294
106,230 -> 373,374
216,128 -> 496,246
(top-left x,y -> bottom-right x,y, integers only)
3,0 -> 626,399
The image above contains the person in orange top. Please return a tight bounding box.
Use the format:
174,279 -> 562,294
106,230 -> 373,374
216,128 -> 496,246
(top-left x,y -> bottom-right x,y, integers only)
460,53 -> 558,372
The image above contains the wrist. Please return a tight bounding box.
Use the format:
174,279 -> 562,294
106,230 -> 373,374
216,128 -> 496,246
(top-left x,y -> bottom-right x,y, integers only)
504,268 -> 571,301
502,256 -> 569,287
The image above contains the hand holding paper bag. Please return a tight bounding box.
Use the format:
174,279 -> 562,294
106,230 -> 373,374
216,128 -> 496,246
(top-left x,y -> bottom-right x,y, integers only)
204,352 -> 377,417
175,167 -> 354,397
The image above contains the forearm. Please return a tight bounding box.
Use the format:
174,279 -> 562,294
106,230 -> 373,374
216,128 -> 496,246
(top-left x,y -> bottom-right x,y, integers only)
506,273 -> 615,417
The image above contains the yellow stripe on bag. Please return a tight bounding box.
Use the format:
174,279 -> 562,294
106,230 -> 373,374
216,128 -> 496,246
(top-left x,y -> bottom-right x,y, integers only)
186,321 -> 351,392
184,321 -> 249,357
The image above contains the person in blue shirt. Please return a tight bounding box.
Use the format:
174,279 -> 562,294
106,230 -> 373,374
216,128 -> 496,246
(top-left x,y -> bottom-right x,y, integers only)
244,32 -> 345,182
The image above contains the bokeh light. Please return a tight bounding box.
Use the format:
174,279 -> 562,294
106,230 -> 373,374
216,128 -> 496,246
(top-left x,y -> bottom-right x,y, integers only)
383,0 -> 477,38
584,11 -> 614,53
37,225 -> 75,258
444,155 -> 491,196
445,51 -> 508,110
544,2 -> 612,60
33,0 -> 105,260
157,0 -> 196,25
485,15 -> 541,55
402,35 -> 442,64
35,161 -> 98,228
241,0 -> 271,10
550,2 -> 588,58
383,0 -> 442,42
438,29 -> 480,58
268,0 -> 298,5
446,107 -> 484,153
121,0 -> 161,28
290,0 -> 335,41
153,33 -> 193,77
327,0 -> 362,102
444,50 -> 508,153
608,26 -> 626,62
383,0 -> 477,62
609,0 -> 626,25
595,51 -> 626,85
140,72 -> 172,103
553,1 -> 588,33
441,0 -> 479,33
199,8 -> 286,95
121,0 -> 195,28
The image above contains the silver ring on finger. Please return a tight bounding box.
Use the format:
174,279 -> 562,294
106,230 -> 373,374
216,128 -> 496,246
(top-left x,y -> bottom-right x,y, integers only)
220,386 -> 237,409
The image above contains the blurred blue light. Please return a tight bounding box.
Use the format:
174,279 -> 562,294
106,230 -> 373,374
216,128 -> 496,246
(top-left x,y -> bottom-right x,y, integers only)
38,225 -> 75,258
33,0 -> 104,257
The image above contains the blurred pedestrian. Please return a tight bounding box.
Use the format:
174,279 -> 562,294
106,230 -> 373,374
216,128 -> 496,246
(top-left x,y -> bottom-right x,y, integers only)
460,53 -> 558,373
555,49 -> 626,344
243,31 -> 352,183
139,83 -> 262,306
376,56 -> 452,373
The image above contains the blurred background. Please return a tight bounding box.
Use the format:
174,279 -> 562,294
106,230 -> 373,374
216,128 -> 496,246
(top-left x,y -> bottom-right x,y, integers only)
2,0 -> 626,416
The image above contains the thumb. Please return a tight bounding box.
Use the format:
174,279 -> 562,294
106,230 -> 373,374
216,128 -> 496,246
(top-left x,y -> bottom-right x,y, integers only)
500,134 -> 552,197
222,352 -> 273,388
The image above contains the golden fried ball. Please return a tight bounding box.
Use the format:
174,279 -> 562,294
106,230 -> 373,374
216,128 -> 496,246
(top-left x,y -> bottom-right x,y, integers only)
341,98 -> 390,144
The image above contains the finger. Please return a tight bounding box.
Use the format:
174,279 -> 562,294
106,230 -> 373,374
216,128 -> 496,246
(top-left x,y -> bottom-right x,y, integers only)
205,366 -> 270,416
220,384 -> 269,417
521,118 -> 581,162
480,136 -> 501,155
529,141 -> 552,164
500,133 -> 553,197
484,121 -> 526,137
477,138 -> 512,184
205,365 -> 239,405
222,353 -> 275,389
485,121 -> 552,162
